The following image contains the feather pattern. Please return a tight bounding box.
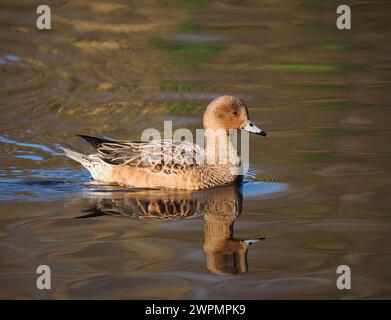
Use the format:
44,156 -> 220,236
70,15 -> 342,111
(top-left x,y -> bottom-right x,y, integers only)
78,135 -> 205,174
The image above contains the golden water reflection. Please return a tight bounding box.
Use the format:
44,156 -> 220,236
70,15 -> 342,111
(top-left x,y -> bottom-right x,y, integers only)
79,185 -> 264,276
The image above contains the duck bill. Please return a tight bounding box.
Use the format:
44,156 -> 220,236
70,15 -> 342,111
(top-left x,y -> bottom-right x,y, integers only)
242,121 -> 267,137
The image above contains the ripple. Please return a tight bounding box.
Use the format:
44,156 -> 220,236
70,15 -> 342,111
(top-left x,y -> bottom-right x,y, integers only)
0,168 -> 90,201
0,135 -> 61,156
4,54 -> 22,63
0,54 -> 22,64
15,155 -> 44,161
242,180 -> 287,198
0,179 -> 84,201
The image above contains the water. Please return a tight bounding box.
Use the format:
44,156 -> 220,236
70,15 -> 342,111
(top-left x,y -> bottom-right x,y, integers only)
0,0 -> 391,299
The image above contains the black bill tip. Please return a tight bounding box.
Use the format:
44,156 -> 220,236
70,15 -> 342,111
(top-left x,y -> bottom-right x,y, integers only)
257,131 -> 267,137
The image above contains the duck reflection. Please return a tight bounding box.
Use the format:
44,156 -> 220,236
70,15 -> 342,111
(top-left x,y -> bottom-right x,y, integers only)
78,185 -> 264,275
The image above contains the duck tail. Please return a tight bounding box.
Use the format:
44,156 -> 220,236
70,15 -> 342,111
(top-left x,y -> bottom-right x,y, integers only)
61,147 -> 90,166
61,147 -> 110,181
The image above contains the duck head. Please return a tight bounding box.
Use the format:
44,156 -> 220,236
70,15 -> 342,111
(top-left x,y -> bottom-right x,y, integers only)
203,95 -> 267,136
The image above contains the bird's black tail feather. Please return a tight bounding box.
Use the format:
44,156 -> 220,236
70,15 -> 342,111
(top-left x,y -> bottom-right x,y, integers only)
77,135 -> 116,149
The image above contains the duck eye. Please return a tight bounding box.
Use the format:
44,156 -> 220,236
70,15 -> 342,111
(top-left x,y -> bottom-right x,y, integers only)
232,111 -> 238,116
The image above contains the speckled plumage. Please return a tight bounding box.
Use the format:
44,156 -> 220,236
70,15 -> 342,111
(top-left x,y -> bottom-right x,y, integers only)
62,95 -> 266,190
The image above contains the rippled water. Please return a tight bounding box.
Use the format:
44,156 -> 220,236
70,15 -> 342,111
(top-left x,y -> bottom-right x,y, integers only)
1,0 -> 391,299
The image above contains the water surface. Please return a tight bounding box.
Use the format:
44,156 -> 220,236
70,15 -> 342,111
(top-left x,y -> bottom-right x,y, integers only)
0,0 -> 391,299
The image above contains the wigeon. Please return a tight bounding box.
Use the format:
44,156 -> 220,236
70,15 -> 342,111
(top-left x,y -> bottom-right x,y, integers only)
62,95 -> 267,190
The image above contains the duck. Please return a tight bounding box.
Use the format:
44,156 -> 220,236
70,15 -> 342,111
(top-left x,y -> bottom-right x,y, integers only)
62,95 -> 267,190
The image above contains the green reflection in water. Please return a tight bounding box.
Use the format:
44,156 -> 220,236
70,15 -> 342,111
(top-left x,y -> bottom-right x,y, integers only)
300,0 -> 322,12
175,22 -> 203,32
151,39 -> 225,56
299,22 -> 330,32
267,63 -> 344,73
313,129 -> 364,137
151,38 -> 226,69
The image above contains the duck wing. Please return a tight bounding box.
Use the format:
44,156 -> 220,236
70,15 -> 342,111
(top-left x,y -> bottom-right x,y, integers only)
78,135 -> 205,171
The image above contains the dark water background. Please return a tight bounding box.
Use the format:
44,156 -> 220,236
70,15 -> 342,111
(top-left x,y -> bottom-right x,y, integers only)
0,0 -> 391,299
